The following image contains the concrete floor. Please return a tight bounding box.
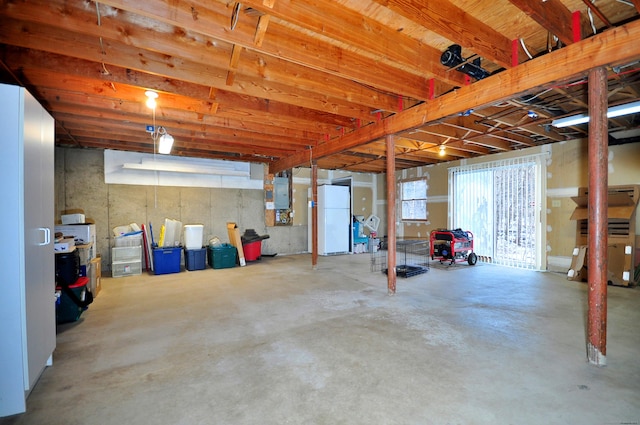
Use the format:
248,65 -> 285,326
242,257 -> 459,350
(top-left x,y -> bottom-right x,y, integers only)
2,254 -> 639,425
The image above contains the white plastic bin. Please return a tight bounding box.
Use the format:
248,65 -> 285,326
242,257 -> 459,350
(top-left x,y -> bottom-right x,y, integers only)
184,224 -> 204,250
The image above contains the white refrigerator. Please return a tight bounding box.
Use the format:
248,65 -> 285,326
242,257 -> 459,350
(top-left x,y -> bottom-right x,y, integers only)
315,185 -> 350,255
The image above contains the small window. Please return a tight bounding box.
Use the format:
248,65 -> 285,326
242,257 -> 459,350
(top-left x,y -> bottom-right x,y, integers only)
401,179 -> 428,221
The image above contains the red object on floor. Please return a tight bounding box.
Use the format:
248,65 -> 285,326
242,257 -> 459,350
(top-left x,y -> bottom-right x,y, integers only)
243,241 -> 261,261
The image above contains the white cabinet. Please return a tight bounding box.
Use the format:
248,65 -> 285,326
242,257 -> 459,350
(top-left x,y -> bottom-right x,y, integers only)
0,84 -> 56,417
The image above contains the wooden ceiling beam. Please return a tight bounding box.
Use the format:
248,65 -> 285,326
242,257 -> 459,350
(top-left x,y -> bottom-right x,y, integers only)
226,44 -> 243,86
60,125 -> 299,157
52,104 -> 322,143
237,0 -> 466,87
357,139 -> 472,161
58,135 -> 271,162
57,115 -> 312,151
0,8 -> 396,116
507,0 -> 574,45
36,85 -> 338,135
371,0 -> 513,68
474,103 -> 567,142
0,29 -> 373,124
7,50 -> 354,132
270,18 -> 640,173
581,0 -> 612,28
94,0 -> 433,101
443,117 -> 536,147
397,133 -> 492,156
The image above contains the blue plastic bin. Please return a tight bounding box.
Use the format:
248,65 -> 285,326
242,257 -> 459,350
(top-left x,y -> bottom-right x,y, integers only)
184,248 -> 207,271
153,247 -> 182,275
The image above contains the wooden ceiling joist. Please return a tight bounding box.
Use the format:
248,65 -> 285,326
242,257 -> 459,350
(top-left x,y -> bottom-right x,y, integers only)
507,0 -> 574,45
0,0 -> 638,173
270,18 -> 640,173
371,0 -> 514,68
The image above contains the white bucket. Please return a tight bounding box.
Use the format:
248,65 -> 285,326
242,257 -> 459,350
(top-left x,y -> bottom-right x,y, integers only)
184,224 -> 204,250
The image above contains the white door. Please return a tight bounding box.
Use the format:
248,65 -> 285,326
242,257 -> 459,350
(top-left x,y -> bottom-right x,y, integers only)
23,92 -> 55,392
0,85 -> 55,417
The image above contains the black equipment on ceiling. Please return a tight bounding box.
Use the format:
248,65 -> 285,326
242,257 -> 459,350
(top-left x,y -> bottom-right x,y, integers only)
440,44 -> 489,81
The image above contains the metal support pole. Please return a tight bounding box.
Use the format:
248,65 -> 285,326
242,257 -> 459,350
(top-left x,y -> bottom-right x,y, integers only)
587,66 -> 608,366
311,163 -> 318,269
386,134 -> 397,295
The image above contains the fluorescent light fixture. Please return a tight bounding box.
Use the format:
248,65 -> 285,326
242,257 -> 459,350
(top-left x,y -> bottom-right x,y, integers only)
552,114 -> 589,128
158,133 -> 174,154
121,162 -> 250,175
552,100 -> 640,128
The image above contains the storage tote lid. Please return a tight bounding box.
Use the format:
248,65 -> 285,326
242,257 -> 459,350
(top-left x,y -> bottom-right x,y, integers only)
56,276 -> 89,290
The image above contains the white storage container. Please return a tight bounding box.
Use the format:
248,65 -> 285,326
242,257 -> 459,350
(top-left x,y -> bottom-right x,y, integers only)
114,233 -> 143,247
184,224 -> 204,250
55,223 -> 96,246
112,246 -> 142,262
112,260 -> 142,278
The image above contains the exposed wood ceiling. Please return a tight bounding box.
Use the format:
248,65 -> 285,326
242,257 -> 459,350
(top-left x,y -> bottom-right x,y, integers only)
1,0 -> 640,174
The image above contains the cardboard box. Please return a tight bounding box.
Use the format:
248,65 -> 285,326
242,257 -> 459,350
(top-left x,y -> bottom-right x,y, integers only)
227,222 -> 246,266
76,243 -> 93,276
54,237 -> 76,253
89,256 -> 102,296
61,213 -> 85,224
567,246 -> 587,282
567,244 -> 634,286
76,243 -> 94,265
607,244 -> 633,287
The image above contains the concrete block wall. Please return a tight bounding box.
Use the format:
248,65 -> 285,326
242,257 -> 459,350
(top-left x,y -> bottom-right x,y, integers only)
55,148 -> 308,274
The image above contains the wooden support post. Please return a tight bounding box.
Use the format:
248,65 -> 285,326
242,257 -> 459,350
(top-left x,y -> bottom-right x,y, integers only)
587,66 -> 608,366
386,134 -> 396,295
311,163 -> 318,269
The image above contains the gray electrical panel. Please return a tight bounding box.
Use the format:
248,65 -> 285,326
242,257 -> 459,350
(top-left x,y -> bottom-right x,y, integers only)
274,177 -> 290,209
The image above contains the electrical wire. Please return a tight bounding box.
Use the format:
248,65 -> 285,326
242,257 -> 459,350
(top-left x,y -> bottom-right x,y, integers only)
587,1 -> 598,35
519,38 -> 533,60
95,2 -> 112,76
152,104 -> 158,209
517,88 -> 554,103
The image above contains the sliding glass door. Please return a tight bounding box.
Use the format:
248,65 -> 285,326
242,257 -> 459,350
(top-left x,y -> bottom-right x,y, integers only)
449,154 -> 545,269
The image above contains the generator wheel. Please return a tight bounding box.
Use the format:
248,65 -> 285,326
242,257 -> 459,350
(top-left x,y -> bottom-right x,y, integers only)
467,252 -> 478,265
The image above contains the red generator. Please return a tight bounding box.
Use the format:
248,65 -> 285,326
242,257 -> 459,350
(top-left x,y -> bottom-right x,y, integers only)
430,229 -> 477,265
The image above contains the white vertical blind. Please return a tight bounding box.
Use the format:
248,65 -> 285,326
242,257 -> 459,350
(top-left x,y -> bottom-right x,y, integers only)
449,153 -> 546,269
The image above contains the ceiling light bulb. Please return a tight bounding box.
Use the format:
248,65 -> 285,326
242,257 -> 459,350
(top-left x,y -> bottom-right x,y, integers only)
145,90 -> 158,109
439,145 -> 446,156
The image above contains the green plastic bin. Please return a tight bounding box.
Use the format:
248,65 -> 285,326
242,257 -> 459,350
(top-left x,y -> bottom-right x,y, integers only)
208,244 -> 237,269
